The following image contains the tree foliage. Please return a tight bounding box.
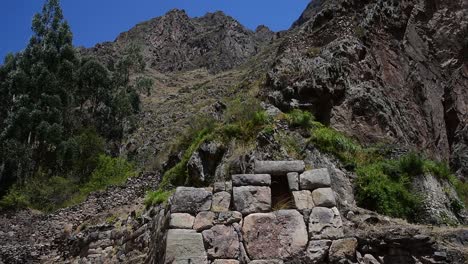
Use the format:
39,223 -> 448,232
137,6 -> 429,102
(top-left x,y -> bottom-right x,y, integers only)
0,0 -> 142,198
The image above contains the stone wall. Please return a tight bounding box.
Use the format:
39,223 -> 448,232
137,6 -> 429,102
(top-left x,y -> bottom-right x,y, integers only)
151,160 -> 359,264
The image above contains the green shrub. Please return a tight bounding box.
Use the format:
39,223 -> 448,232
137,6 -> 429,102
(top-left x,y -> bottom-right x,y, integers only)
0,187 -> 29,210
286,109 -> 314,129
355,163 -> 421,219
399,152 -> 424,177
424,160 -> 452,180
144,190 -> 174,207
310,125 -> 360,164
79,155 -> 136,196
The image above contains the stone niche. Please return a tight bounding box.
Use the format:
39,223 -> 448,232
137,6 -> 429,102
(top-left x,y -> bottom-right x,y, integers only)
162,160 -> 346,264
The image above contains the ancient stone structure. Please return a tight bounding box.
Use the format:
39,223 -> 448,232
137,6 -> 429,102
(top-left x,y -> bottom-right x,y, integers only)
158,160 -> 349,263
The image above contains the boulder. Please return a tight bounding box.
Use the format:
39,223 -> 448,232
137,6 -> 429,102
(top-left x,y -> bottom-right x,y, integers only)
300,169 -> 331,190
211,191 -> 231,212
202,225 -> 240,259
233,186 -> 271,215
254,160 -> 305,176
232,174 -> 271,186
329,238 -> 358,263
187,141 -> 226,184
164,229 -> 208,264
312,188 -> 336,207
171,187 -> 212,214
292,190 -> 314,210
287,172 -> 299,191
309,207 -> 344,239
242,210 -> 308,259
193,211 -> 215,232
303,240 -> 332,263
169,213 -> 195,229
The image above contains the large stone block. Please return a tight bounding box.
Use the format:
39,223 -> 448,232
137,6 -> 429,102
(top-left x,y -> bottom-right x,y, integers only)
211,191 -> 231,212
165,229 -> 208,264
214,211 -> 242,225
193,211 -> 215,232
232,174 -> 271,186
169,213 -> 195,229
287,172 -> 299,191
254,160 -> 305,176
312,188 -> 336,207
309,207 -> 344,239
171,187 -> 212,214
242,210 -> 308,259
233,186 -> 271,215
292,190 -> 314,210
300,169 -> 331,190
202,225 -> 240,259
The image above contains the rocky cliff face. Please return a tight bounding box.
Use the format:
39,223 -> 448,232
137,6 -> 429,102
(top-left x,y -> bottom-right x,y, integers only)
85,9 -> 274,73
264,0 -> 468,179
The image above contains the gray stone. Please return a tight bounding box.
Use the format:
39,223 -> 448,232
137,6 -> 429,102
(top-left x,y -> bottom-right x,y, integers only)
171,187 -> 212,214
329,238 -> 358,263
242,210 -> 308,259
193,211 -> 215,232
214,211 -> 242,225
164,229 -> 208,264
254,160 -> 305,176
202,225 -> 240,259
300,169 -> 331,190
212,260 -> 240,264
232,174 -> 271,186
309,207 -> 344,239
287,172 -> 299,191
211,191 -> 231,212
213,182 -> 226,192
233,186 -> 271,215
292,190 -> 314,210
312,188 -> 336,207
304,240 -> 332,263
169,213 -> 195,229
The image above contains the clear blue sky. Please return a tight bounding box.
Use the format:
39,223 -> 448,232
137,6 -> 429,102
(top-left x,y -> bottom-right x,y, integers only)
0,0 -> 311,61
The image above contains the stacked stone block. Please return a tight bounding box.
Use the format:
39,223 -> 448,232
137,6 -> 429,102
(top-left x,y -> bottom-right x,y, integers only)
163,161 -> 347,264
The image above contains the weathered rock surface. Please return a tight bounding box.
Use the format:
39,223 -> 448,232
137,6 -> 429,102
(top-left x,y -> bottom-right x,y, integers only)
266,0 -> 468,183
232,174 -> 271,186
287,172 -> 300,191
233,186 -> 271,215
170,213 -> 195,229
309,207 -> 344,240
85,9 -> 273,74
292,190 -> 314,210
212,260 -> 240,264
211,191 -> 231,212
302,240 -> 332,264
165,229 -> 208,264
300,169 -> 331,190
242,210 -> 308,259
202,225 -> 240,259
194,211 -> 215,232
171,187 -> 212,214
254,160 -> 305,176
312,188 -> 336,208
188,141 -> 226,184
328,238 -> 358,263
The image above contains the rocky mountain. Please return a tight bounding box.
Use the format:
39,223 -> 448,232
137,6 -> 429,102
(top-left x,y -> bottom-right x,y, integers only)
265,0 -> 468,180
85,9 -> 275,73
1,0 -> 468,263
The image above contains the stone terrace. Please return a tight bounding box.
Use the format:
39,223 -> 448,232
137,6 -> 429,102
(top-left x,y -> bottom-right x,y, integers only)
161,160 -> 349,263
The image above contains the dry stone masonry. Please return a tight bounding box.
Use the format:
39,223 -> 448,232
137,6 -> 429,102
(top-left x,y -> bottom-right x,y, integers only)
159,160 -> 350,263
